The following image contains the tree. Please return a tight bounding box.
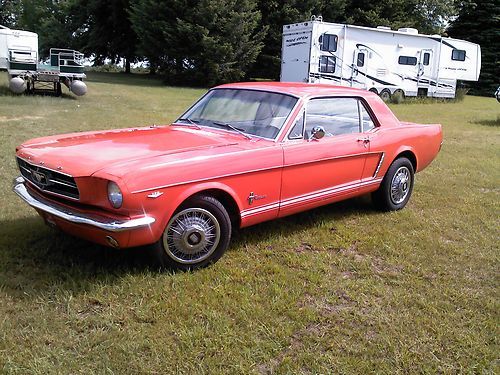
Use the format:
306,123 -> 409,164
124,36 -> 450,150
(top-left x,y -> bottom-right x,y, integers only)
131,0 -> 266,85
73,0 -> 138,72
0,0 -> 21,27
447,1 -> 499,95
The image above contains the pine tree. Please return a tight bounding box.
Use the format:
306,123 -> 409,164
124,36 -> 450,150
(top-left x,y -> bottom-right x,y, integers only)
447,1 -> 500,95
130,0 -> 266,85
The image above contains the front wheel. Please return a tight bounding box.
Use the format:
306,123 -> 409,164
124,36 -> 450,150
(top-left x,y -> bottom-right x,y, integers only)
372,157 -> 414,211
151,195 -> 231,270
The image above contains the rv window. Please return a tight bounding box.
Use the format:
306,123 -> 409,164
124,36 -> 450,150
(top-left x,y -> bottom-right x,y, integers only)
320,34 -> 337,52
319,56 -> 336,73
452,49 -> 466,61
305,98 -> 361,137
398,56 -> 418,65
423,52 -> 430,65
357,53 -> 365,67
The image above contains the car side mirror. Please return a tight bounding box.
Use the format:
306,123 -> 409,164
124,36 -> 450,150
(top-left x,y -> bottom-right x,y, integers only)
309,126 -> 325,141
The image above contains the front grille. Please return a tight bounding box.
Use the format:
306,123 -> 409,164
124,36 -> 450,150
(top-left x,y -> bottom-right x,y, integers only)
17,157 -> 80,200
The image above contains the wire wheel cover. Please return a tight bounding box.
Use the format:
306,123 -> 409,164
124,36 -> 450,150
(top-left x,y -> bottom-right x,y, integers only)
390,166 -> 411,204
163,208 -> 221,264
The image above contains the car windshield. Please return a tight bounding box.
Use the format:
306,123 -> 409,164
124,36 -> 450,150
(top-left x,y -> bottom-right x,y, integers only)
177,89 -> 298,139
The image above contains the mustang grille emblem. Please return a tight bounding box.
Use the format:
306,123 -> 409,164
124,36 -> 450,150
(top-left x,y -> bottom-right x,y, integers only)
31,170 -> 49,187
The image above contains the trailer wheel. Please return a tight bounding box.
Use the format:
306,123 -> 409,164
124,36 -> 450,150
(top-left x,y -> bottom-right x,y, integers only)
380,89 -> 391,102
369,88 -> 378,95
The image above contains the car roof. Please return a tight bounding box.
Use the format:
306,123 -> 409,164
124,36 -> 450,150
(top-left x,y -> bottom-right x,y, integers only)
215,81 -> 374,99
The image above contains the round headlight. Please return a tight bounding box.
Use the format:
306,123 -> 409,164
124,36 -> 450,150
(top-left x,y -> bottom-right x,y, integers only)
107,181 -> 123,208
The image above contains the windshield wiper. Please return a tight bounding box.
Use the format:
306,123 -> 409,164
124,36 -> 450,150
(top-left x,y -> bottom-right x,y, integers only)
211,121 -> 252,140
176,117 -> 201,129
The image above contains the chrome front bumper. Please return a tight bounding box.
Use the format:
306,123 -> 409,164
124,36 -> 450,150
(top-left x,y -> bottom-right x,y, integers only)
13,176 -> 155,232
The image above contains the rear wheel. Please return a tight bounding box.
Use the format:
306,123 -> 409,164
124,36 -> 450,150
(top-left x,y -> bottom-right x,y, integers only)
372,157 -> 414,211
380,89 -> 391,102
151,195 -> 231,270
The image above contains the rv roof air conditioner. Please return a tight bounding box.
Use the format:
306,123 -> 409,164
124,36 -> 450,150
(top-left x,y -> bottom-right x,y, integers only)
398,28 -> 419,34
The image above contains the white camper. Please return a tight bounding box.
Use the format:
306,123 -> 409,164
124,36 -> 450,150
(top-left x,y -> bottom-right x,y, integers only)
0,25 -> 38,71
280,18 -> 481,99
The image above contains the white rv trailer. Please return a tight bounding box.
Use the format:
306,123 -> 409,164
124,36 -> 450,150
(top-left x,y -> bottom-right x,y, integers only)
280,18 -> 481,99
0,25 -> 38,71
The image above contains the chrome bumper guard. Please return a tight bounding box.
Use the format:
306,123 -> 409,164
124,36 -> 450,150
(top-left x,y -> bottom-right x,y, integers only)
13,176 -> 155,232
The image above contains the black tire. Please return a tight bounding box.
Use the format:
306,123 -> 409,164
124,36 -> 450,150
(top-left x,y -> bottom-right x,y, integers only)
369,88 -> 378,95
151,195 -> 231,270
380,89 -> 391,102
372,157 -> 414,211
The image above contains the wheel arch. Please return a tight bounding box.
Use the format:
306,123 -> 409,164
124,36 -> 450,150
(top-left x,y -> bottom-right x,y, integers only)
393,149 -> 417,172
170,183 -> 243,229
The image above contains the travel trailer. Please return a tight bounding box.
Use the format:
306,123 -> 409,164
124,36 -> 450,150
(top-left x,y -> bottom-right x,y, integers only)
0,25 -> 38,71
0,25 -> 87,96
280,18 -> 481,99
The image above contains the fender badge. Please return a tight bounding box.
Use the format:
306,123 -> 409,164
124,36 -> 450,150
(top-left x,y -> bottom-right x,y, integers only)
248,192 -> 266,205
147,191 -> 163,199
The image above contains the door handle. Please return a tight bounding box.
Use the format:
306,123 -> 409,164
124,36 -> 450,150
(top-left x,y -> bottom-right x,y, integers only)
357,137 -> 370,147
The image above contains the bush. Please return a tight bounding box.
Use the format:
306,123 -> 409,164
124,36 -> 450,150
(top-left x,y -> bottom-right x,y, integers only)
454,88 -> 469,102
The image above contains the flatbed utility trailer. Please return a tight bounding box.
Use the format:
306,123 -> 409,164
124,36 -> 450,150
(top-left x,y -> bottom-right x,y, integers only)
1,25 -> 87,96
280,17 -> 481,100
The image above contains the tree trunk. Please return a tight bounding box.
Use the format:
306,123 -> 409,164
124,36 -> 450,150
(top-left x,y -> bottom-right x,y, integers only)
125,58 -> 131,74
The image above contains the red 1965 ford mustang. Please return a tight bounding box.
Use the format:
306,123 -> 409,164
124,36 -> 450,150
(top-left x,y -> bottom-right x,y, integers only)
13,82 -> 442,269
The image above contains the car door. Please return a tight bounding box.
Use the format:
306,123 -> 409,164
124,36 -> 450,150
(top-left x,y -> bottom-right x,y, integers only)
279,97 -> 375,217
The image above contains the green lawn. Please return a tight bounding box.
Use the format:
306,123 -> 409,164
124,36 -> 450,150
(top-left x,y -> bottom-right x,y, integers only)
0,71 -> 498,374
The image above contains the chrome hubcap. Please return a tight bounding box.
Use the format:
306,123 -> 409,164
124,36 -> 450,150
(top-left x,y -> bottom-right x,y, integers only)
163,208 -> 220,264
390,166 -> 411,204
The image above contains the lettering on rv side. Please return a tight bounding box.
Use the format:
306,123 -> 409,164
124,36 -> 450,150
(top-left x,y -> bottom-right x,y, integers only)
286,35 -> 309,47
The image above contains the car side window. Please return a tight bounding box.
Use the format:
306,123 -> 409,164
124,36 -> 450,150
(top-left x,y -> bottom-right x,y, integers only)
305,98 -> 362,137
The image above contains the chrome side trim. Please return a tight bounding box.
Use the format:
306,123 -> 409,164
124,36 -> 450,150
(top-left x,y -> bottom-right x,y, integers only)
241,202 -> 280,219
13,177 -> 155,232
280,178 -> 383,209
240,178 -> 383,218
373,152 -> 385,178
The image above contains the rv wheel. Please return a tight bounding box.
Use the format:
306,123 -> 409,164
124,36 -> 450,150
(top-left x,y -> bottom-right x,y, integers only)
369,88 -> 378,95
380,89 -> 391,102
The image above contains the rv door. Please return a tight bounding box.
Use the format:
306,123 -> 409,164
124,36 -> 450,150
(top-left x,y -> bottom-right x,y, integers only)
351,48 -> 368,89
417,49 -> 433,95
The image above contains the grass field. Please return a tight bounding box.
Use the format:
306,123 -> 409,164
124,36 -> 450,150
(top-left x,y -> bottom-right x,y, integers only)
0,71 -> 498,374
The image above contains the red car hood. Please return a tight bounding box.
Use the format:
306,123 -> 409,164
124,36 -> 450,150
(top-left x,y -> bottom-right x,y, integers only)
16,125 -> 242,177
